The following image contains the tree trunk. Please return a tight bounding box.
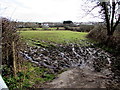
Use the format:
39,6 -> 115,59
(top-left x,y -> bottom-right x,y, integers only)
107,31 -> 114,36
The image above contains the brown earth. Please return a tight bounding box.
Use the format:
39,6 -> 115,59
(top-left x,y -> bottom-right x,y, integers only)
42,67 -> 111,88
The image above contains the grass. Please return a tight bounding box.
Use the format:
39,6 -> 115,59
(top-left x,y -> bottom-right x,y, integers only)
3,61 -> 55,89
20,30 -> 88,46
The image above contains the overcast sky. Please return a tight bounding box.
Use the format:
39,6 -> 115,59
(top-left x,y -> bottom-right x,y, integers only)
0,0 -> 102,22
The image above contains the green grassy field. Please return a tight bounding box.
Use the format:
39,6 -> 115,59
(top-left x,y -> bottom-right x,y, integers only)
20,30 -> 88,46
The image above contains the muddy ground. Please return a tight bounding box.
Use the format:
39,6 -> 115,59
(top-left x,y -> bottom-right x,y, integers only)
21,42 -> 120,89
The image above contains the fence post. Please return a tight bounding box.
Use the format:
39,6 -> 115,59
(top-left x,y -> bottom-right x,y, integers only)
12,41 -> 17,77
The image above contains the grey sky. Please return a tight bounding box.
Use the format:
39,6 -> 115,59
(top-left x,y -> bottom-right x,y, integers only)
0,0 -> 102,22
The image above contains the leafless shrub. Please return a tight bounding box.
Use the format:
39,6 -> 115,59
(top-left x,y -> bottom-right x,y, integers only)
64,25 -> 94,32
87,24 -> 120,50
2,18 -> 22,76
78,25 -> 94,32
87,24 -> 107,41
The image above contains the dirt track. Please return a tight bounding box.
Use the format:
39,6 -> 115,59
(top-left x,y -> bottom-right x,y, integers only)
43,67 -> 112,88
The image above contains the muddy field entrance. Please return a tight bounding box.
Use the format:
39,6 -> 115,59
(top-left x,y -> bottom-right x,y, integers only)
21,42 -> 116,88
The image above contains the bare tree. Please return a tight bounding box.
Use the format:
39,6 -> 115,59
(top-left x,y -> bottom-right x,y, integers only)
83,0 -> 120,36
99,0 -> 120,36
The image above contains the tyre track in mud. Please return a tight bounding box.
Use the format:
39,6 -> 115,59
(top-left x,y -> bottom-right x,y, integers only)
21,43 -> 116,88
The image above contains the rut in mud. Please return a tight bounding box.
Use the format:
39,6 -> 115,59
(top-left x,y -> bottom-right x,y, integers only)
20,42 -> 117,88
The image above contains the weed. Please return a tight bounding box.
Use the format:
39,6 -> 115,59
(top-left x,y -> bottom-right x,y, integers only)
2,61 -> 55,89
